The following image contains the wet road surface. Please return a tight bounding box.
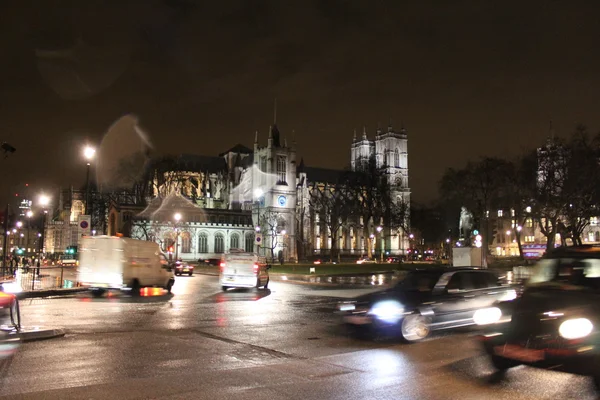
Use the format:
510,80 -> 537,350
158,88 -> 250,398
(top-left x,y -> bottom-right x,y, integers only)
0,274 -> 597,399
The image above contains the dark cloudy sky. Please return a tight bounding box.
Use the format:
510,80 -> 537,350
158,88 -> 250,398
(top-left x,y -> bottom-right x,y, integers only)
1,0 -> 600,207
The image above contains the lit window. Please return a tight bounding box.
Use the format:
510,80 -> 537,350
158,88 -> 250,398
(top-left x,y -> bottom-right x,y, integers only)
511,209 -> 515,217
511,219 -> 515,228
277,156 -> 287,184
181,232 -> 191,253
486,211 -> 490,218
525,236 -> 535,243
394,149 -> 400,167
591,217 -> 598,226
526,218 -> 533,228
498,210 -> 503,217
198,233 -> 208,253
214,233 -> 224,253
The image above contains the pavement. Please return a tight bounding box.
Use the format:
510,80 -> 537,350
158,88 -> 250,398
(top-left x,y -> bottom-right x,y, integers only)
0,274 -> 594,399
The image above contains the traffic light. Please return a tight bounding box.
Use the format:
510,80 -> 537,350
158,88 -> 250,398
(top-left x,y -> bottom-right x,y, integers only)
16,248 -> 23,255
168,246 -> 174,253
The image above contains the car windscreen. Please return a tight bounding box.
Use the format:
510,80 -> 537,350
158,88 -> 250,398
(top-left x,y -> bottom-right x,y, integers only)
396,271 -> 443,292
529,257 -> 600,289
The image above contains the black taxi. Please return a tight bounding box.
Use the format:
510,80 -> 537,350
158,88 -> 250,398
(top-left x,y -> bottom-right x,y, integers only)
477,245 -> 600,389
338,267 -> 516,342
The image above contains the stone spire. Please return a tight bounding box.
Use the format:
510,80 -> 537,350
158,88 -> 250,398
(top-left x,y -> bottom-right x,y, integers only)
362,126 -> 367,140
353,129 -> 357,142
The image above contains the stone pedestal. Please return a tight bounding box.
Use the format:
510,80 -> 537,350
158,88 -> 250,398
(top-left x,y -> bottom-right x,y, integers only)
452,246 -> 483,267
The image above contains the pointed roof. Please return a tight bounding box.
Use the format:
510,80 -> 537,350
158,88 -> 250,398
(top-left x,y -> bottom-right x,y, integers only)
271,124 -> 281,147
298,158 -> 305,173
219,144 -> 253,157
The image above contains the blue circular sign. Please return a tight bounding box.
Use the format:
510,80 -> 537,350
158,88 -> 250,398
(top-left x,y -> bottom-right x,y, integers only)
80,221 -> 89,229
278,195 -> 287,207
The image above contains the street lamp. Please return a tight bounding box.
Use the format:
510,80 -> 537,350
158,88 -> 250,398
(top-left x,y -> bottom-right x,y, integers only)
36,194 -> 51,281
83,146 -> 96,221
173,213 -> 182,261
253,188 -> 264,255
376,226 -> 383,262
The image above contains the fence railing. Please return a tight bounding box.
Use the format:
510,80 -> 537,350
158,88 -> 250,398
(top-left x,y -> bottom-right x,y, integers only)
3,266 -> 78,292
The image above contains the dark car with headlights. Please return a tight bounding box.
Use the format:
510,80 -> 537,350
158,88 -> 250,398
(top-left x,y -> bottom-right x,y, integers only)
338,267 -> 516,342
173,260 -> 194,276
477,245 -> 600,388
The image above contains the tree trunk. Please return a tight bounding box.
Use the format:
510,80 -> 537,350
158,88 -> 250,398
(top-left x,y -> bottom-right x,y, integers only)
481,215 -> 489,268
515,231 -> 524,260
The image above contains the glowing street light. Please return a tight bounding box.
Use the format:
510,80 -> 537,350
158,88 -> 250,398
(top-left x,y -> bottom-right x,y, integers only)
83,145 -> 96,223
26,211 -> 33,218
409,233 -> 414,239
174,213 -> 182,222
517,226 -> 522,232
281,229 -> 287,235
83,146 -> 96,161
506,230 -> 511,235
38,194 -> 50,207
254,188 -> 264,198
15,221 -> 22,228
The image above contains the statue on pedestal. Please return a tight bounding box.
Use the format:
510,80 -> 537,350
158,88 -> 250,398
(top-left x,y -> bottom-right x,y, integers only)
459,206 -> 473,245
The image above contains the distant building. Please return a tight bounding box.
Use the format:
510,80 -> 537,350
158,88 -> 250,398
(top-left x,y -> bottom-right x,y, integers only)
104,120 -> 411,262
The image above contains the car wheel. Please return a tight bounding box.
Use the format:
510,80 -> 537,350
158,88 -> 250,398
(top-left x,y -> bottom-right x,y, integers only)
188,272 -> 193,276
130,280 -> 141,297
221,286 -> 229,292
490,355 -> 519,371
165,279 -> 174,294
91,288 -> 105,298
400,314 -> 431,342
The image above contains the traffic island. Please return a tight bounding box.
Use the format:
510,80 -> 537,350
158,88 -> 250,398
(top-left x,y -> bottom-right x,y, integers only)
14,327 -> 66,342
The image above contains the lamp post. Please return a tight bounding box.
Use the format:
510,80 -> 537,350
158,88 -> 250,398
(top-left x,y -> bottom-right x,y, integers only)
36,194 -> 50,281
254,188 -> 263,255
83,146 -> 96,220
173,213 -> 181,261
376,226 -> 383,262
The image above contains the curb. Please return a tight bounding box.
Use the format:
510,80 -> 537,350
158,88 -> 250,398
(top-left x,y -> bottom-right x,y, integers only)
13,327 -> 66,342
16,288 -> 88,300
192,270 -> 396,287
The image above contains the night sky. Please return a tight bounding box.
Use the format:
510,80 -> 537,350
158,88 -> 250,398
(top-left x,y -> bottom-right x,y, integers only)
1,1 -> 600,207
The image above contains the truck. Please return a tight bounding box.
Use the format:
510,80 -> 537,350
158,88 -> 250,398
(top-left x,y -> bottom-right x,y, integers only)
219,249 -> 270,291
78,236 -> 175,297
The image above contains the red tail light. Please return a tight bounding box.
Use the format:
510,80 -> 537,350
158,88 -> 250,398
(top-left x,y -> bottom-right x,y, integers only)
253,264 -> 259,274
219,262 -> 226,272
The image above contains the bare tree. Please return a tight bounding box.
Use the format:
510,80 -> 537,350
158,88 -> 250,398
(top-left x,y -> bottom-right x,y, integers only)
308,181 -> 352,261
440,157 -> 512,267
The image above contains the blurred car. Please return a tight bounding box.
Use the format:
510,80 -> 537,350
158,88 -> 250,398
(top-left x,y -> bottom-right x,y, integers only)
173,261 -> 194,276
356,257 -> 377,264
386,256 -> 404,264
477,245 -> 600,389
0,291 -> 20,362
338,267 -> 516,342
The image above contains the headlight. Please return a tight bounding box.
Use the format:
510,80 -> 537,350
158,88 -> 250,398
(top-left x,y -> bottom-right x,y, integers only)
559,318 -> 593,340
500,289 -> 517,302
474,307 -> 502,325
368,300 -> 404,324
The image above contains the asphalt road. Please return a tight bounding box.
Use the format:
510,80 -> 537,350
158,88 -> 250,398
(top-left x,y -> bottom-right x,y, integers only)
0,275 -> 596,399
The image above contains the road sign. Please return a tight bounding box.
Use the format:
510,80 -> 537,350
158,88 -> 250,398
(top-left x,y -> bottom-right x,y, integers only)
255,234 -> 262,243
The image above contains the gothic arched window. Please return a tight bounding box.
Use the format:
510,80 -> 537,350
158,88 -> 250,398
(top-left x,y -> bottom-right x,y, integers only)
214,233 -> 225,253
394,149 -> 400,168
245,233 -> 255,252
198,232 -> 208,253
230,233 -> 240,249
181,232 -> 191,253
384,152 -> 388,166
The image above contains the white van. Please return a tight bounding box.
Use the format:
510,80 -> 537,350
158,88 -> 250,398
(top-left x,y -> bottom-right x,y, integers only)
219,249 -> 270,291
78,236 -> 175,296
